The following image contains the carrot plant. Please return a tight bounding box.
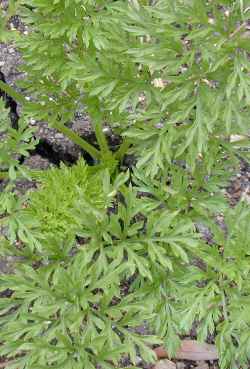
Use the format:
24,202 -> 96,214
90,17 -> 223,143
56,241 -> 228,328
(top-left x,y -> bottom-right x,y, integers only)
0,1 -> 249,368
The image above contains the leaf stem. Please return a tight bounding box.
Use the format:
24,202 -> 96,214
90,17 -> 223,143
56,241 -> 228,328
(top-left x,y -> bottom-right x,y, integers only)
115,138 -> 131,161
53,122 -> 101,160
0,80 -> 27,105
229,21 -> 247,38
94,119 -> 110,157
0,80 -> 101,160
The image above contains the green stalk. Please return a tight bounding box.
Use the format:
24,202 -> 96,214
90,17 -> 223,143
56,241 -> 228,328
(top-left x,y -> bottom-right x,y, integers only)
0,80 -> 101,160
77,29 -> 85,55
53,122 -> 101,160
115,138 -> 131,161
94,119 -> 111,157
0,80 -> 27,105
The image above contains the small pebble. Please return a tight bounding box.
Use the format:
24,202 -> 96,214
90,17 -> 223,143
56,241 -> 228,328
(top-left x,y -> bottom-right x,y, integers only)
55,133 -> 64,139
176,363 -> 185,369
154,359 -> 176,369
29,118 -> 36,125
102,127 -> 111,133
155,122 -> 164,129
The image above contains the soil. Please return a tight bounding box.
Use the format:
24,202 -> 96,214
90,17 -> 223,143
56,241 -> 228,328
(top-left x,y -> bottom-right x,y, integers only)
226,160 -> 250,205
0,5 -> 249,369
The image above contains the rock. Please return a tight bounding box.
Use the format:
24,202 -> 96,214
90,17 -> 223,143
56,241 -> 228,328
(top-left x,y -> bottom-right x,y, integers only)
0,256 -> 25,274
154,359 -> 176,369
0,43 -> 23,87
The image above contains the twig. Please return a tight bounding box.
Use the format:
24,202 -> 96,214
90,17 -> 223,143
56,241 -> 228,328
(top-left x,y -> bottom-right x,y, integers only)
229,21 -> 247,38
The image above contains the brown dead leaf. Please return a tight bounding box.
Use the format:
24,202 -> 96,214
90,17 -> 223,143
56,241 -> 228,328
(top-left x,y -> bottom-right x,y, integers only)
154,340 -> 218,361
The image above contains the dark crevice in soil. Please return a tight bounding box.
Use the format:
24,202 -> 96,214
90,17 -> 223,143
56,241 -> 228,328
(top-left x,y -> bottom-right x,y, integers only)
0,70 -> 19,129
0,70 -> 96,166
21,139 -> 79,166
